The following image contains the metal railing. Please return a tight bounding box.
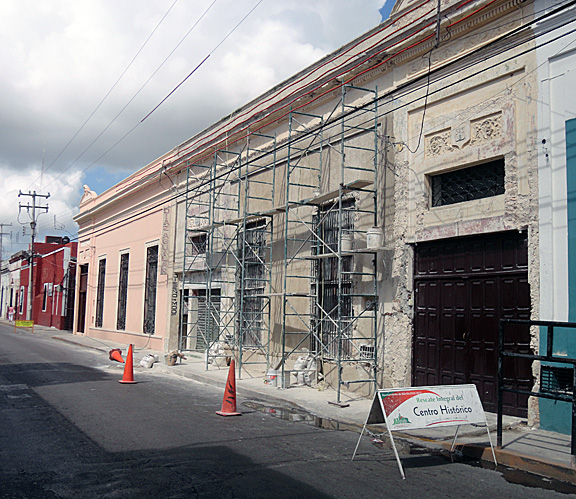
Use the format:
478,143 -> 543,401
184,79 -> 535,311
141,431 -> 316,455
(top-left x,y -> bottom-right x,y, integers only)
497,319 -> 576,458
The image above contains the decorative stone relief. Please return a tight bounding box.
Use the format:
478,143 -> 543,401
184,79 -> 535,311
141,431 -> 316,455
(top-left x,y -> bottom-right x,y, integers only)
79,243 -> 93,259
423,112 -> 502,157
469,113 -> 502,145
425,130 -> 453,157
79,185 -> 97,206
451,124 -> 470,148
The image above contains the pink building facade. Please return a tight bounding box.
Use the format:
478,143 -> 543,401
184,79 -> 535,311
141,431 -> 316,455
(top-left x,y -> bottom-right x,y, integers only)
73,176 -> 174,352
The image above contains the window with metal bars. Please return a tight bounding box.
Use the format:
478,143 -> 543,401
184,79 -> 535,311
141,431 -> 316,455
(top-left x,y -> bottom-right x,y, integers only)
189,234 -> 207,256
143,246 -> 158,335
312,199 -> 354,359
541,365 -> 573,396
95,258 -> 106,328
237,220 -> 268,347
42,283 -> 48,312
430,158 -> 505,207
116,253 -> 129,330
197,289 -> 221,350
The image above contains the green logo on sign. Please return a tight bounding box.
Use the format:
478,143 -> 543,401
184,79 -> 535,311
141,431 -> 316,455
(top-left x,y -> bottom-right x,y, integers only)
392,413 -> 410,425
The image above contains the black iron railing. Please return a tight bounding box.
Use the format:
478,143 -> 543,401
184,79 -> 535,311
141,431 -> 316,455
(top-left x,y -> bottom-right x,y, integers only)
498,319 -> 576,457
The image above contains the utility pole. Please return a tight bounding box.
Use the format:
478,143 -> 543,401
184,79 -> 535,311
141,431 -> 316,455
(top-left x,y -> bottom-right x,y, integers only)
0,223 -> 12,261
18,191 -> 49,321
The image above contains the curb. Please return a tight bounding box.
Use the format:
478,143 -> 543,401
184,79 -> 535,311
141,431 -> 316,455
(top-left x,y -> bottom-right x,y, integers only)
50,336 -> 109,353
443,441 -> 576,484
155,362 -> 316,414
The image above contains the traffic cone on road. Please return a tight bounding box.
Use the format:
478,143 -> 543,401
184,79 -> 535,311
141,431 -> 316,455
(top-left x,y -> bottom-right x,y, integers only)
216,359 -> 241,416
119,344 -> 137,384
109,348 -> 124,363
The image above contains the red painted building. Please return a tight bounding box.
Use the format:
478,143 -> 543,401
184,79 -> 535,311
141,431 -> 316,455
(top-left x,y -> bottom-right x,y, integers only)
15,237 -> 77,329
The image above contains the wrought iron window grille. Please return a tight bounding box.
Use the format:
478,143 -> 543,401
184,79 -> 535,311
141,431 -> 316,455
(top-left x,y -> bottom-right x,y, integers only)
430,158 -> 505,207
117,253 -> 129,330
95,259 -> 106,328
143,246 -> 158,335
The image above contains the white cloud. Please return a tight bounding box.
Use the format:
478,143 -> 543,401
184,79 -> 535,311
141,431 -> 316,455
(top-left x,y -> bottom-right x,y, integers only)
0,164 -> 84,256
0,0 -> 382,254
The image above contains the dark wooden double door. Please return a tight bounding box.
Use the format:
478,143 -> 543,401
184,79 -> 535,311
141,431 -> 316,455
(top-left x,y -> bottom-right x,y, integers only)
413,231 -> 532,417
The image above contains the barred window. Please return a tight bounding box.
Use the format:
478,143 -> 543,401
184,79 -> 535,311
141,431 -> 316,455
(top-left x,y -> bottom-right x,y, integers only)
95,258 -> 106,328
237,220 -> 268,347
430,158 -> 505,207
189,234 -> 207,256
143,246 -> 158,335
117,253 -> 129,330
541,365 -> 573,396
312,198 -> 355,359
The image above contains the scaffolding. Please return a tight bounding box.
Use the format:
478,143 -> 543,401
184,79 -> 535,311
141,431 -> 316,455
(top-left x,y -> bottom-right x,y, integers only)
180,83 -> 379,400
180,161 -> 212,353
235,133 -> 276,373
180,135 -> 276,375
279,84 -> 379,400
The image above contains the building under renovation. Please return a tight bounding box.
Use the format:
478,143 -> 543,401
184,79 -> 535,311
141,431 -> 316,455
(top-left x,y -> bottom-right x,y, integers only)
74,0 -> 576,428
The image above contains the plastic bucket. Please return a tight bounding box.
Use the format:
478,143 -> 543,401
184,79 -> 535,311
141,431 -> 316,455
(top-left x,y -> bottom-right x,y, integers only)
266,369 -> 278,387
366,227 -> 383,249
341,232 -> 354,252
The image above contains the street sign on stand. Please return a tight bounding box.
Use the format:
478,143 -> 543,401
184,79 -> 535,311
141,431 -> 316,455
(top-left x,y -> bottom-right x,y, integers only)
352,384 -> 497,478
14,320 -> 34,334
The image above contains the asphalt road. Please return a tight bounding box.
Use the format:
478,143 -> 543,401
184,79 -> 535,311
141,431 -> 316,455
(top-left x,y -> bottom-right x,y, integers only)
0,325 -> 570,498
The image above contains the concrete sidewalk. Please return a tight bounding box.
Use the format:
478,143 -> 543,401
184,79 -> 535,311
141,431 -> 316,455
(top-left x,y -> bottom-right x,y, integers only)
7,321 -> 576,485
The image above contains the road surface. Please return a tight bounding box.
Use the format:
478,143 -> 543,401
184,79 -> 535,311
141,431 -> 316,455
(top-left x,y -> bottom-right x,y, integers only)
0,325 -> 570,498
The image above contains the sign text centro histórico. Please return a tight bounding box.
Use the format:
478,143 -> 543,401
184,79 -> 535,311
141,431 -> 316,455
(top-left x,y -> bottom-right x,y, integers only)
378,384 -> 486,431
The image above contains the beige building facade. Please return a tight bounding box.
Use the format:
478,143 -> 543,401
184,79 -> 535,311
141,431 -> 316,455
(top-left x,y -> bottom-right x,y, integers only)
75,0 -> 547,418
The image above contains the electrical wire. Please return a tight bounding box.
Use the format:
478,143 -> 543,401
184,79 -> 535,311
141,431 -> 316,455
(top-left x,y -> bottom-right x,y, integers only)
156,0 -> 497,172
144,0 -> 539,179
159,8 -> 440,173
43,0 -> 439,201
42,0 -> 535,227
24,0 -> 576,237
5,0 -> 453,232
33,0 -> 182,182
403,49 -> 433,154
76,17 -> 576,244
40,0 -> 264,197
156,0 -> 506,175
30,0 -> 220,198
43,10 -> 576,240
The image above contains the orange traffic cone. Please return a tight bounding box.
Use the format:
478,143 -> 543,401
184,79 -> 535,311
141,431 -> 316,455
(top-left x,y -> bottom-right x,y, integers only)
119,344 -> 137,384
216,359 -> 241,416
109,348 -> 124,363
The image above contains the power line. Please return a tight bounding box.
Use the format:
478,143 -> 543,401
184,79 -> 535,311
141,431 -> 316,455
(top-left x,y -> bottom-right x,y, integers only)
29,0 -> 460,228
76,14 -> 576,243
7,0 -> 447,229
142,0 -> 266,122
21,0 -> 220,203
160,0 -> 509,173
48,1 -> 576,232
40,0 -> 265,194
33,0 -> 576,232
38,0 -> 182,180
141,54 -> 211,123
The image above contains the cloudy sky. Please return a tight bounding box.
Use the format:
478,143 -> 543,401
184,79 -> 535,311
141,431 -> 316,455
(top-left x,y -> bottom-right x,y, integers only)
0,0 -> 391,255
